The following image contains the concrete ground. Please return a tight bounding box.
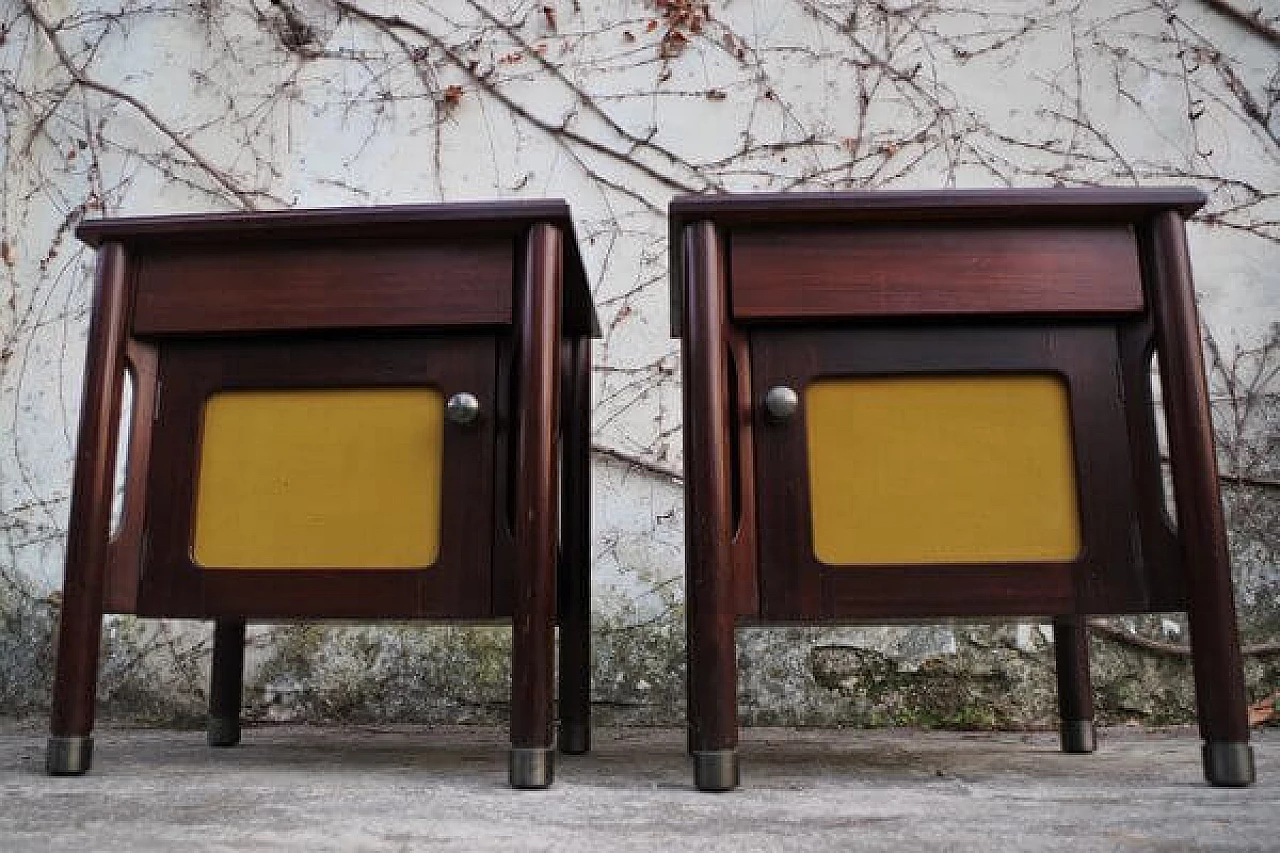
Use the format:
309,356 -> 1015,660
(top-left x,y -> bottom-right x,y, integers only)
1,721 -> 1275,852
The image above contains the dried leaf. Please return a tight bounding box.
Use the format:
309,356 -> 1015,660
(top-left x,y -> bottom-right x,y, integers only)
1248,693 -> 1276,727
442,84 -> 464,107
659,29 -> 688,58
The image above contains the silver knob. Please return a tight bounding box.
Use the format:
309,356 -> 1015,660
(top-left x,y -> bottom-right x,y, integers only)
763,386 -> 799,422
445,392 -> 481,426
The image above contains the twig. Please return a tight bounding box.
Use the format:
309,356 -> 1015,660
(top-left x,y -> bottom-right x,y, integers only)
591,443 -> 682,483
1088,619 -> 1280,657
22,0 -> 260,210
334,1 -> 701,195
1195,0 -> 1280,46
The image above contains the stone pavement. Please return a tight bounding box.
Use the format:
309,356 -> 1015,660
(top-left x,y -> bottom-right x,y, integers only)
2,721 -> 1275,851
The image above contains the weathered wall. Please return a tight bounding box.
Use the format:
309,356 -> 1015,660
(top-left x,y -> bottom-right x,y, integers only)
1,0 -> 1277,729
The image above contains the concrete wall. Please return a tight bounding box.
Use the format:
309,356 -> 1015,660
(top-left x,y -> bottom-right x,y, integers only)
1,0 -> 1277,728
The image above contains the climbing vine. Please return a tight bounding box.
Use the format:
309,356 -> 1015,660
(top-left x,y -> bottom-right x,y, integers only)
1,0 -> 1275,722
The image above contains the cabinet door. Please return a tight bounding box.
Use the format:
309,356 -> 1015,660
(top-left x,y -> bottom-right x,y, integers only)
140,334 -> 497,619
750,324 -> 1157,621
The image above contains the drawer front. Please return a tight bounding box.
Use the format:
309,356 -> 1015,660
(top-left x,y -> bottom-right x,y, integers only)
133,238 -> 513,334
731,224 -> 1143,320
140,334 -> 497,619
749,324 -> 1158,621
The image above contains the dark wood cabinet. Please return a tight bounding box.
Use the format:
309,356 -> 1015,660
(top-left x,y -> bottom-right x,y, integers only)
47,202 -> 598,788
673,188 -> 1254,791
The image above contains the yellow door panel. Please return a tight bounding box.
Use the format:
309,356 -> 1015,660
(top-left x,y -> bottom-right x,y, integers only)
193,388 -> 443,569
805,375 -> 1082,565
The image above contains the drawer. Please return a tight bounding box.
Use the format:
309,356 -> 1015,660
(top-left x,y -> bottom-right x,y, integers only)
133,237 -> 514,334
730,224 -> 1144,321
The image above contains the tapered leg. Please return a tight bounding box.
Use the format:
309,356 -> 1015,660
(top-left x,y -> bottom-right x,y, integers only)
48,244 -> 131,776
510,224 -> 563,789
1149,212 -> 1254,786
683,222 -> 739,792
1053,616 -> 1096,753
208,619 -> 246,747
558,335 -> 592,755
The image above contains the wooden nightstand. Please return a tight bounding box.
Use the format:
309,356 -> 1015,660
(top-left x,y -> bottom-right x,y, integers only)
673,188 -> 1254,791
47,201 -> 597,789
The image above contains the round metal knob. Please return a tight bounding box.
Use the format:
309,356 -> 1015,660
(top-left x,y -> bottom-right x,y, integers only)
763,385 -> 799,422
445,392 -> 481,426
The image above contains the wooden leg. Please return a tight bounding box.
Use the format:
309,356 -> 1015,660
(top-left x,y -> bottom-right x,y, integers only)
47,587 -> 106,776
47,244 -> 131,777
509,224 -> 563,789
1052,616 -> 1096,753
208,619 -> 246,747
558,336 -> 591,755
1149,212 -> 1254,787
683,222 -> 739,792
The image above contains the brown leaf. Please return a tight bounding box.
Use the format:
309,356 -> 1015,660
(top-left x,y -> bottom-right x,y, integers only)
442,85 -> 464,107
659,29 -> 687,58
1248,693 -> 1276,727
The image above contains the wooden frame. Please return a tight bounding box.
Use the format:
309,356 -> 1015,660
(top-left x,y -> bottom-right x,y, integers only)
750,324 -> 1178,620
48,202 -> 598,788
141,335 -> 497,620
674,188 -> 1254,791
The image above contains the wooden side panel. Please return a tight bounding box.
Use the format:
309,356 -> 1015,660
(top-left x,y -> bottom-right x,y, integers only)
731,225 -> 1143,320
103,340 -> 158,613
728,329 -> 760,617
134,238 -> 513,334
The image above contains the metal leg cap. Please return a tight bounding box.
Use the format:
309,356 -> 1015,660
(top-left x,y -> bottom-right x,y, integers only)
207,715 -> 241,748
559,725 -> 590,755
509,747 -> 554,789
1203,742 -> 1255,787
693,749 -> 739,792
1059,720 -> 1096,754
46,736 -> 93,776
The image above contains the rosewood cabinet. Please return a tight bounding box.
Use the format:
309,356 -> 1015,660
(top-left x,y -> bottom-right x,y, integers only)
673,188 -> 1255,791
47,201 -> 598,789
